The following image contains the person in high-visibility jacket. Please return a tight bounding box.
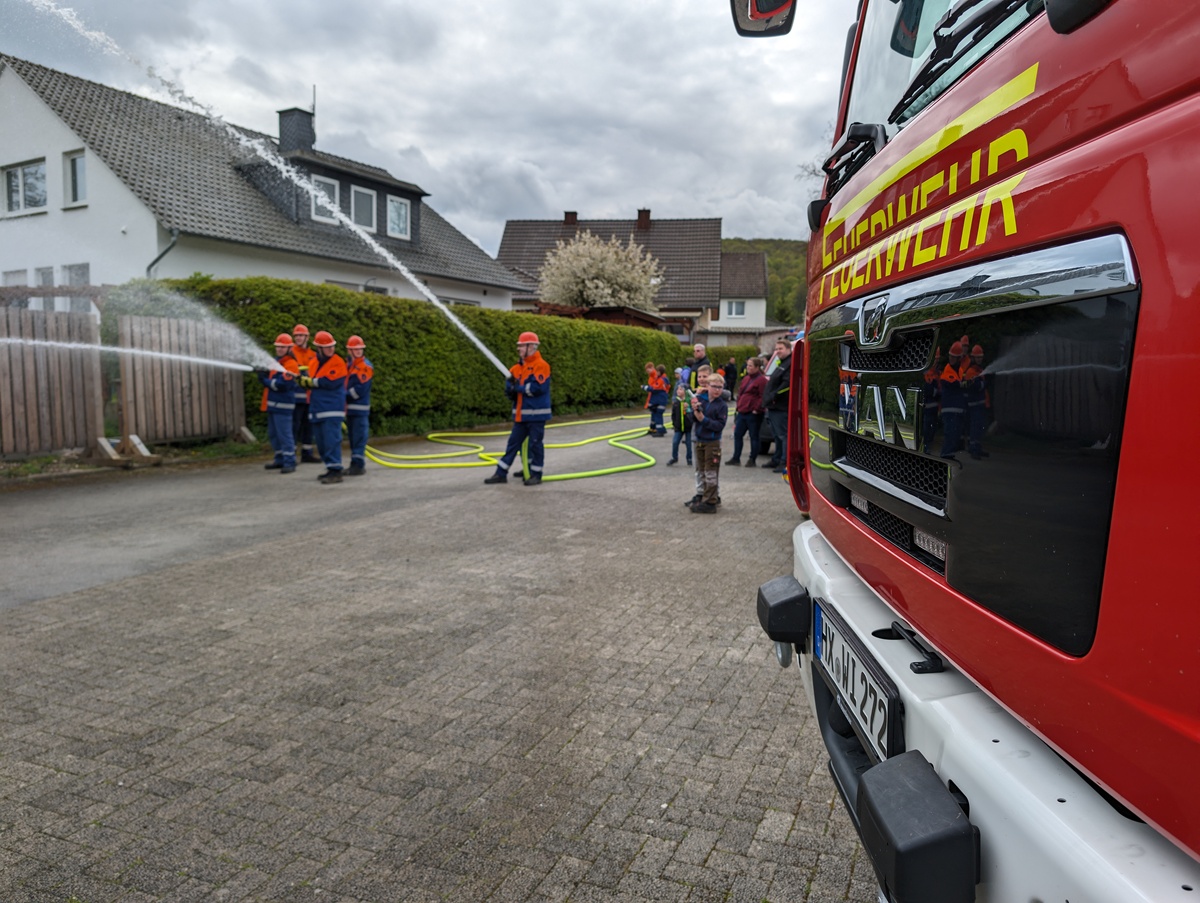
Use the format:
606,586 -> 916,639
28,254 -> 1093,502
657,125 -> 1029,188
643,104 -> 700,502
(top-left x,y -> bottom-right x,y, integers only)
938,341 -> 967,459
344,335 -> 373,476
642,362 -> 669,436
297,331 -> 348,484
485,331 -> 552,486
258,334 -> 300,473
291,324 -> 320,464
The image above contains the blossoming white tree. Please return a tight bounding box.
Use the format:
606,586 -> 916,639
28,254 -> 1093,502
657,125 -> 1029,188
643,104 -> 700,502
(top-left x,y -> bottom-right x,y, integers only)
538,231 -> 665,311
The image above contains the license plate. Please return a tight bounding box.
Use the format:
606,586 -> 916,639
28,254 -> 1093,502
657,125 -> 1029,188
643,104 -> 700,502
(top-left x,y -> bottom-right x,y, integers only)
813,599 -> 899,762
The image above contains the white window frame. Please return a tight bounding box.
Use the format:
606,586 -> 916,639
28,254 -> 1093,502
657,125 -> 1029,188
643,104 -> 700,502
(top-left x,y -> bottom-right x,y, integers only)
726,300 -> 746,318
4,158 -> 48,215
386,195 -> 411,240
311,175 -> 340,223
351,186 -> 377,232
63,151 -> 87,206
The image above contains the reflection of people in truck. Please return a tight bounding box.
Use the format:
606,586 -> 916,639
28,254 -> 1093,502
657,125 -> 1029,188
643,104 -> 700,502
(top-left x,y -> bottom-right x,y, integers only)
963,343 -> 990,459
922,346 -> 942,454
838,366 -> 858,432
939,342 -> 966,458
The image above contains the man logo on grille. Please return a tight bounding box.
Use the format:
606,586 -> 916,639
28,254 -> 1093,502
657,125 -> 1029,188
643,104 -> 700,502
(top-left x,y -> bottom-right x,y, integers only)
859,294 -> 889,347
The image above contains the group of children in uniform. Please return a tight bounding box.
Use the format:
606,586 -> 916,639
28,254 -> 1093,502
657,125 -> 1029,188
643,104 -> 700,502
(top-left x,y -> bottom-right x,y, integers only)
257,324 -> 374,484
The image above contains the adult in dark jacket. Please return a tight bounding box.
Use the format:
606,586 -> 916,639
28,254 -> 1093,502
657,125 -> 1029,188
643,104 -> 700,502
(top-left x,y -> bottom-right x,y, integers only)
763,339 -> 793,473
727,356 -> 767,466
686,343 -> 711,391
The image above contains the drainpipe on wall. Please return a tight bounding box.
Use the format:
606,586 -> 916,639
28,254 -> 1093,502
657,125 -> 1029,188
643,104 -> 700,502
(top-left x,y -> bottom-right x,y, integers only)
146,228 -> 180,278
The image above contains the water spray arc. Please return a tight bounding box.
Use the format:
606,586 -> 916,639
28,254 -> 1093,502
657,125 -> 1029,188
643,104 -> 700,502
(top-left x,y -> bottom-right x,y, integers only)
23,0 -> 511,379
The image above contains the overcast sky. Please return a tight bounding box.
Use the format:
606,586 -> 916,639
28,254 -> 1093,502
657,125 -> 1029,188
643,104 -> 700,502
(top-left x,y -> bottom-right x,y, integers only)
3,0 -> 856,256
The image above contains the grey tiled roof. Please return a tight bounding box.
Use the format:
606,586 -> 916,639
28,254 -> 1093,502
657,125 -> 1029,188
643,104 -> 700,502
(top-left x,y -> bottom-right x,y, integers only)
720,252 -> 769,298
1,55 -> 527,292
497,216 -> 722,309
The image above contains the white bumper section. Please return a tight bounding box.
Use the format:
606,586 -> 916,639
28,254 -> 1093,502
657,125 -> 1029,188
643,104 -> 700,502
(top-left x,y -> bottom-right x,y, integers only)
790,519 -> 1200,902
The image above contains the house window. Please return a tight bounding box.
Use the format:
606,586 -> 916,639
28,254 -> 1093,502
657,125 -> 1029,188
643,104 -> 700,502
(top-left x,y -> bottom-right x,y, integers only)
4,159 -> 47,213
64,151 -> 87,205
3,269 -> 29,308
35,267 -> 54,287
351,186 -> 376,231
311,175 -> 339,223
726,301 -> 746,318
386,196 -> 411,240
63,263 -> 91,312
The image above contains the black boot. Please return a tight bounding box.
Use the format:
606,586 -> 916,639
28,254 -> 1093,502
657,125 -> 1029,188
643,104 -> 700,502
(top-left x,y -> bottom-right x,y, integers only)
346,462 -> 366,476
484,472 -> 508,484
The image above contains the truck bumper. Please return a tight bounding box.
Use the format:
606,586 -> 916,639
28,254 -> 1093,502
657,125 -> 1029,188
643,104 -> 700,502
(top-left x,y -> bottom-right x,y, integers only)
778,519 -> 1200,903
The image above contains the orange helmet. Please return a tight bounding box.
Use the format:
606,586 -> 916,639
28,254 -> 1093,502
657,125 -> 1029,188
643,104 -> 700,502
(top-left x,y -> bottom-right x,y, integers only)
972,344 -> 984,357
949,342 -> 964,357
346,335 -> 365,350
293,324 -> 309,336
313,331 -> 336,347
517,331 -> 540,345
274,333 -> 293,347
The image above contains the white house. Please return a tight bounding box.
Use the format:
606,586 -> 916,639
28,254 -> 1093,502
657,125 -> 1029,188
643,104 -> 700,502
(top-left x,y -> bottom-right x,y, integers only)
0,54 -> 527,311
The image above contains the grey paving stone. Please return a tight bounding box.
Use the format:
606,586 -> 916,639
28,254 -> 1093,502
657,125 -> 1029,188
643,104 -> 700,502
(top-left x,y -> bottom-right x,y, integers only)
0,424 -> 876,902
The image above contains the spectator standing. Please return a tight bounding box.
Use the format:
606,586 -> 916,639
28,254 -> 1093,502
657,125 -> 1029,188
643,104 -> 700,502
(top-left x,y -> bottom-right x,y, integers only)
667,382 -> 694,466
291,324 -> 320,463
689,373 -> 729,514
485,332 -> 552,486
643,363 -> 669,436
298,331 -> 348,484
687,343 -> 711,391
258,334 -> 299,474
727,356 -> 767,466
344,335 -> 374,476
763,338 -> 794,474
722,356 -> 740,397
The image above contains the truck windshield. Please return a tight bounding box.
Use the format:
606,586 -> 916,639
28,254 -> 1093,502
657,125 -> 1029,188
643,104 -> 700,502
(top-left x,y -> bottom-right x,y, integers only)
844,0 -> 1044,136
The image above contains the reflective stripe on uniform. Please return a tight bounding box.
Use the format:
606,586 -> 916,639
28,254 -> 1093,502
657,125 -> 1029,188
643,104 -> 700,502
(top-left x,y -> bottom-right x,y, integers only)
520,407 -> 552,417
267,401 -> 296,411
347,403 -> 370,413
313,410 -> 344,420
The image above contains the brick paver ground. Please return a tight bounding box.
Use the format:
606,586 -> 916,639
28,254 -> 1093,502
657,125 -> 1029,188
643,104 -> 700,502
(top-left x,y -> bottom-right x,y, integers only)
0,418 -> 878,902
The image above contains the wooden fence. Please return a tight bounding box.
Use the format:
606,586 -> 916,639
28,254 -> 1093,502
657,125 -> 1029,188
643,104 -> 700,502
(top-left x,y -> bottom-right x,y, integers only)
117,315 -> 248,445
0,302 -> 250,458
0,307 -> 105,456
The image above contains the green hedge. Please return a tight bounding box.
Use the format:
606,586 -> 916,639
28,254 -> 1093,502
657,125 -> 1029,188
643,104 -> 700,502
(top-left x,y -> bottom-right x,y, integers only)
159,275 -> 690,435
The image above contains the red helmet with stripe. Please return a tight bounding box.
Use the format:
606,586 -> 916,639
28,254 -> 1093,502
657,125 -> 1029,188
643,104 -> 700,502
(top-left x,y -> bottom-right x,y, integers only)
313,331 -> 336,348
517,331 -> 540,345
274,333 -> 293,347
293,324 -> 309,336
346,335 -> 365,350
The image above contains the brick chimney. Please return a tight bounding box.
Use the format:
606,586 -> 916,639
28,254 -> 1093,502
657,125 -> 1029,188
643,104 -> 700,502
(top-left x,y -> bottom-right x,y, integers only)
278,108 -> 316,153
636,208 -> 651,230
564,211 -> 578,226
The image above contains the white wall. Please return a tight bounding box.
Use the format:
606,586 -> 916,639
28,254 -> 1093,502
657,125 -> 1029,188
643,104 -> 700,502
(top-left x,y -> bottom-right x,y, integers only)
0,66 -> 514,313
0,68 -> 160,300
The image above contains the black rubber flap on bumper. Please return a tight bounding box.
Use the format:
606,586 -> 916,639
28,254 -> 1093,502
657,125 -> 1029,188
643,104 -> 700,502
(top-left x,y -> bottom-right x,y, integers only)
856,749 -> 979,903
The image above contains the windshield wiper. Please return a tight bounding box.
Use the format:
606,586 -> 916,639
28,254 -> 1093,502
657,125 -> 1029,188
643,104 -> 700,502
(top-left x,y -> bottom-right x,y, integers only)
888,0 -> 1039,124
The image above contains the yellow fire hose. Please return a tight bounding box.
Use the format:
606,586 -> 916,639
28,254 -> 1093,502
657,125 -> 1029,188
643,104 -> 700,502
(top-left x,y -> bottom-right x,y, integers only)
362,415 -> 659,482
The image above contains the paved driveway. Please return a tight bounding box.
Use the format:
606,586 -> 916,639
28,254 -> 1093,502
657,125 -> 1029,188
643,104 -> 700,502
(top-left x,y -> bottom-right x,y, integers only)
0,418 -> 877,902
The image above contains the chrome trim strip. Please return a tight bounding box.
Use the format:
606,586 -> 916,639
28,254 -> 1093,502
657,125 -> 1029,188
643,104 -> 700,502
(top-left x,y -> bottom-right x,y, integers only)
811,234 -> 1136,354
834,460 -> 947,517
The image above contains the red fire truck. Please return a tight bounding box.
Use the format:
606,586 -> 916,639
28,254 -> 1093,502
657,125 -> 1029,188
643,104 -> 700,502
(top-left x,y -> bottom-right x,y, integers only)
736,1 -> 1200,900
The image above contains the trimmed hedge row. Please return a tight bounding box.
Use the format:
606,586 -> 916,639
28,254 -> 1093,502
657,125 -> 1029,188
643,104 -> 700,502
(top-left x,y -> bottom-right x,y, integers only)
165,275 -> 694,435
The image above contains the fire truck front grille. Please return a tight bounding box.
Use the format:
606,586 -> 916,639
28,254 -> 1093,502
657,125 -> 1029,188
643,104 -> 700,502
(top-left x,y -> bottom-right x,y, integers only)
843,434 -> 949,501
849,500 -> 945,575
846,330 -> 934,372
